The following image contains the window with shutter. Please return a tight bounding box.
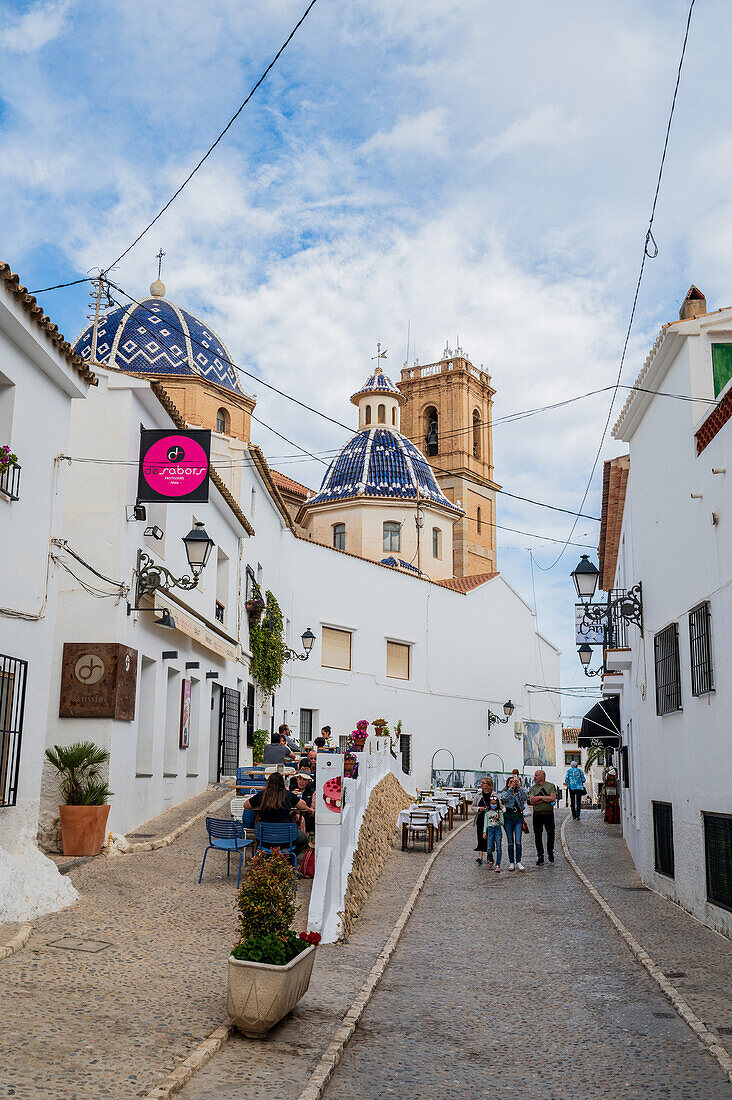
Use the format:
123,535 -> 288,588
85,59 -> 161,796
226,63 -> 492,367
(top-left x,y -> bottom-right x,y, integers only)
386,640 -> 410,680
704,813 -> 732,911
321,627 -> 351,671
711,344 -> 732,398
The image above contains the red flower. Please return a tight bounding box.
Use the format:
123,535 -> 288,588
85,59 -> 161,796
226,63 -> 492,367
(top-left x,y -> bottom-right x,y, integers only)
299,931 -> 321,946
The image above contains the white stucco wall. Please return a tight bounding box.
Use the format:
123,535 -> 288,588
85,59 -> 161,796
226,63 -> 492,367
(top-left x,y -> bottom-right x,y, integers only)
0,283 -> 88,921
612,315 -> 731,937
41,370 -> 251,839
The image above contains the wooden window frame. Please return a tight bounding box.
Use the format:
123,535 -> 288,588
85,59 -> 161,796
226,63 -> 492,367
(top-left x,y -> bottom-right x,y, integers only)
386,640 -> 410,681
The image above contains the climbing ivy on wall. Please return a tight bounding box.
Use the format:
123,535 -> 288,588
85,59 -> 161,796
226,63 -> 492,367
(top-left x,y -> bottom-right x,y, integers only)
249,590 -> 286,698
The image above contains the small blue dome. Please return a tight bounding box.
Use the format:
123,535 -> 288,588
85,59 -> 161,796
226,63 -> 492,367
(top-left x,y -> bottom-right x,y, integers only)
73,291 -> 242,394
305,427 -> 463,513
350,365 -> 404,405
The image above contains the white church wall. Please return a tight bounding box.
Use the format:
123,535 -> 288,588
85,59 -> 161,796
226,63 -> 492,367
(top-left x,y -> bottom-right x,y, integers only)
273,536 -> 561,791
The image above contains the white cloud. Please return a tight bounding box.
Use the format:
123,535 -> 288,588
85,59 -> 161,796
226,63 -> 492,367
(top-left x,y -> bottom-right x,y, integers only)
359,108 -> 449,159
0,0 -> 71,52
480,104 -> 588,161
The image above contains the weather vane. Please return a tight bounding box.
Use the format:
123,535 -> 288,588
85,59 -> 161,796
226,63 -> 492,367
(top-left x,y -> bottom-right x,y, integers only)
155,248 -> 166,279
372,342 -> 388,364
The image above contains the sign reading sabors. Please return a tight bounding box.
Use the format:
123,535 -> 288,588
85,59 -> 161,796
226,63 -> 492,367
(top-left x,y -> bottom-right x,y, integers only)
137,429 -> 211,504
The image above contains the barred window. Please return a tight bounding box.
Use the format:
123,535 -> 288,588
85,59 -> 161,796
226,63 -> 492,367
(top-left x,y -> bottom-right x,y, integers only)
399,734 -> 412,774
652,801 -> 674,878
0,654 -> 27,807
704,813 -> 732,911
299,709 -> 313,743
654,623 -> 682,716
689,602 -> 714,696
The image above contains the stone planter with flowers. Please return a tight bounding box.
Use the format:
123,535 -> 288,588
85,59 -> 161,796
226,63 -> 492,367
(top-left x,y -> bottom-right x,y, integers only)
227,850 -> 320,1038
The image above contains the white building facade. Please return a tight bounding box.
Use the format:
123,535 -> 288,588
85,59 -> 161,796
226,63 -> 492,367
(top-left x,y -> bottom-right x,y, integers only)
601,287 -> 731,937
0,262 -> 94,921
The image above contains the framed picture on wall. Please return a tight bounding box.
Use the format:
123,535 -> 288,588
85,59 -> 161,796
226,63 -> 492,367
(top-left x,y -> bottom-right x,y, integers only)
180,679 -> 192,749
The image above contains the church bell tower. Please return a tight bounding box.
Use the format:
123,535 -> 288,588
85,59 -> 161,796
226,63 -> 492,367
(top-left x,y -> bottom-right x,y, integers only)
398,342 -> 500,577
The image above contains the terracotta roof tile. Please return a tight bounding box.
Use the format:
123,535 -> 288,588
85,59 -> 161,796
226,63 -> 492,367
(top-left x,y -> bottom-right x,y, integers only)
270,469 -> 311,498
0,261 -> 97,386
437,572 -> 499,593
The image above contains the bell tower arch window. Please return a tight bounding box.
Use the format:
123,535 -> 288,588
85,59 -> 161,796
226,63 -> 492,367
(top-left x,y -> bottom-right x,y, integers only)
216,407 -> 230,434
391,407 -> 396,425
377,403 -> 386,424
424,406 -> 439,456
365,404 -> 372,425
477,506 -> 482,534
472,409 -> 481,459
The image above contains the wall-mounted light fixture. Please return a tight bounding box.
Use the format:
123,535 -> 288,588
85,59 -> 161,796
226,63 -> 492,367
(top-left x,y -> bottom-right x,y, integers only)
283,627 -> 316,663
487,700 -> 515,729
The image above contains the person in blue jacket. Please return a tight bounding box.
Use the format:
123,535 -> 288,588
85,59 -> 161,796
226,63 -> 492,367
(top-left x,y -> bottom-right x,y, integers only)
565,760 -> 586,820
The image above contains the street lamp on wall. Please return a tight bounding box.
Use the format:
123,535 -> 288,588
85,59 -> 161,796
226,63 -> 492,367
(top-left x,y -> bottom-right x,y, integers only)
487,700 -> 515,729
578,643 -> 604,677
283,627 -> 316,663
132,522 -> 215,609
571,555 -> 643,644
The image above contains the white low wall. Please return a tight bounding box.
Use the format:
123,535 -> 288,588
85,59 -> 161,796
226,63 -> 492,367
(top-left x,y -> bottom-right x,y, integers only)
307,738 -> 410,943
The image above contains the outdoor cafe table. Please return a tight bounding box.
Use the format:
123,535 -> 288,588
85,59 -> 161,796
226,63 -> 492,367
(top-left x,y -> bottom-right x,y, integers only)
431,796 -> 458,829
398,806 -> 442,851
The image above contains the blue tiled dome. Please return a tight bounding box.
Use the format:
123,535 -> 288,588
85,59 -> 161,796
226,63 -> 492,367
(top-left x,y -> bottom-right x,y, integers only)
73,286 -> 242,394
350,366 -> 405,405
305,427 -> 463,513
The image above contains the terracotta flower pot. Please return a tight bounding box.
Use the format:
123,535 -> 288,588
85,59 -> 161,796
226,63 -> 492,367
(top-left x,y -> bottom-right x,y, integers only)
59,804 -> 110,856
227,944 -> 317,1038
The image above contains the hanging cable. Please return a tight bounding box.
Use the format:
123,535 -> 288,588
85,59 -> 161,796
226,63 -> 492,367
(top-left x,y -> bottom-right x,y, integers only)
534,0 -> 697,572
29,276 -> 93,295
107,0 -> 319,270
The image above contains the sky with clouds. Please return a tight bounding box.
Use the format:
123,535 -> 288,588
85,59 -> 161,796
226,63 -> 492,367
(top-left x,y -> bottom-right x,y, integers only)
1,0 -> 728,716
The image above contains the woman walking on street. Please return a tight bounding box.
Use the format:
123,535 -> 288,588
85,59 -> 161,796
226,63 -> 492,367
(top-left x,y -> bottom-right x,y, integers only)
472,777 -> 494,865
482,792 -> 504,872
501,774 -> 528,871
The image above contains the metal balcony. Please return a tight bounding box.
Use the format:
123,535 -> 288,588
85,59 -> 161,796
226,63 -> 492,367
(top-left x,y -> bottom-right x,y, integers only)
0,461 -> 20,501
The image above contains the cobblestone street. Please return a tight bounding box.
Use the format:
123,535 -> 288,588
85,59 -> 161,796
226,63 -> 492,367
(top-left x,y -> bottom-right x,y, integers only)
1,806 -> 730,1099
320,810 -> 731,1100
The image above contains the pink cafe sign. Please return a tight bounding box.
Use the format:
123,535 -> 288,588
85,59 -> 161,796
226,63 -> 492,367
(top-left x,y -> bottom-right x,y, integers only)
137,429 -> 210,504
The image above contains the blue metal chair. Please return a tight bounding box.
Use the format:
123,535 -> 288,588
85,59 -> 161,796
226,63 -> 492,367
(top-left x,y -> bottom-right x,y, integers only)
198,817 -> 253,888
254,822 -> 299,869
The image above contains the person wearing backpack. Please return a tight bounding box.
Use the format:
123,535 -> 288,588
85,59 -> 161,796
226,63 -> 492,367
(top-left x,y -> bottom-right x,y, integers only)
565,760 -> 586,820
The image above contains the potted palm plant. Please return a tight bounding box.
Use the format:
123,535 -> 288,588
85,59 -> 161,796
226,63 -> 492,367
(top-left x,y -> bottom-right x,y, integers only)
227,850 -> 320,1038
44,741 -> 112,856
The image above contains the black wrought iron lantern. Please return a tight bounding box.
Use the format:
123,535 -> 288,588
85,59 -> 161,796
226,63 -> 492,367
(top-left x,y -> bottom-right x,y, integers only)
571,555 -> 600,601
183,522 -> 215,575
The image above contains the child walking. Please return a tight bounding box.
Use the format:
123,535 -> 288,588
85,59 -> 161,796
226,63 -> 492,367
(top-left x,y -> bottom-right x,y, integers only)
482,793 -> 504,873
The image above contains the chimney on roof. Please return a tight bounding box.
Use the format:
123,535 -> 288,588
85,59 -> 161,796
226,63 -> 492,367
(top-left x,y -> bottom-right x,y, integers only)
679,285 -> 706,321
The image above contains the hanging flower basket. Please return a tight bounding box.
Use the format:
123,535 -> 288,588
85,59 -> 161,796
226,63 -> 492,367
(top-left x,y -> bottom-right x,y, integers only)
245,597 -> 265,622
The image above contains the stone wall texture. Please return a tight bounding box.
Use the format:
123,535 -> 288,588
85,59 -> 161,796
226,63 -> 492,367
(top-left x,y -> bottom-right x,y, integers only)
339,772 -> 412,941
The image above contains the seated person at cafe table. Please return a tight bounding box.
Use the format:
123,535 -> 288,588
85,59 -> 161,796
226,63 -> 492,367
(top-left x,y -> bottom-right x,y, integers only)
244,773 -> 310,855
292,770 -> 315,834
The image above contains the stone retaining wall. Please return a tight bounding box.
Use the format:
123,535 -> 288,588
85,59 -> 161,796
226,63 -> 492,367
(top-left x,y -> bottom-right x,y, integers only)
339,772 -> 412,940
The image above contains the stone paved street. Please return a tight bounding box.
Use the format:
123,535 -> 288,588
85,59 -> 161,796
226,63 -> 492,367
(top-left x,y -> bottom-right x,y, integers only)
320,810 -> 731,1100
0,789 -> 311,1099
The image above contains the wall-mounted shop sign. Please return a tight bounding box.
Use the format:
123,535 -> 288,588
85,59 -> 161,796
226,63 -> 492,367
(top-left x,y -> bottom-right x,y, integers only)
180,679 -> 192,749
137,429 -> 211,504
154,596 -> 237,662
59,643 -> 137,720
575,603 -> 605,646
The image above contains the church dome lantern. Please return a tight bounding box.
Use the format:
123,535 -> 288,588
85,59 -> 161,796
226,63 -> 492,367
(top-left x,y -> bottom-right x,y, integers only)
350,353 -> 406,432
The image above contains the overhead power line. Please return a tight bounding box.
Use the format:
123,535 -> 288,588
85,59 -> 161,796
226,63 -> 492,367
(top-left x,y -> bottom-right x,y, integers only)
535,0 -> 697,572
29,276 -> 93,295
104,284 -> 602,523
107,0 -> 320,271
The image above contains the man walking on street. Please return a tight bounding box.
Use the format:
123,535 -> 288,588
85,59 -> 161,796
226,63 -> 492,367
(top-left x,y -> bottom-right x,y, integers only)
529,769 -> 557,865
565,760 -> 585,820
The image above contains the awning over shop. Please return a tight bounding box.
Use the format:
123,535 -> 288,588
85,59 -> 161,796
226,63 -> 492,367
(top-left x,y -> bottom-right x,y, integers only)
578,696 -> 621,747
